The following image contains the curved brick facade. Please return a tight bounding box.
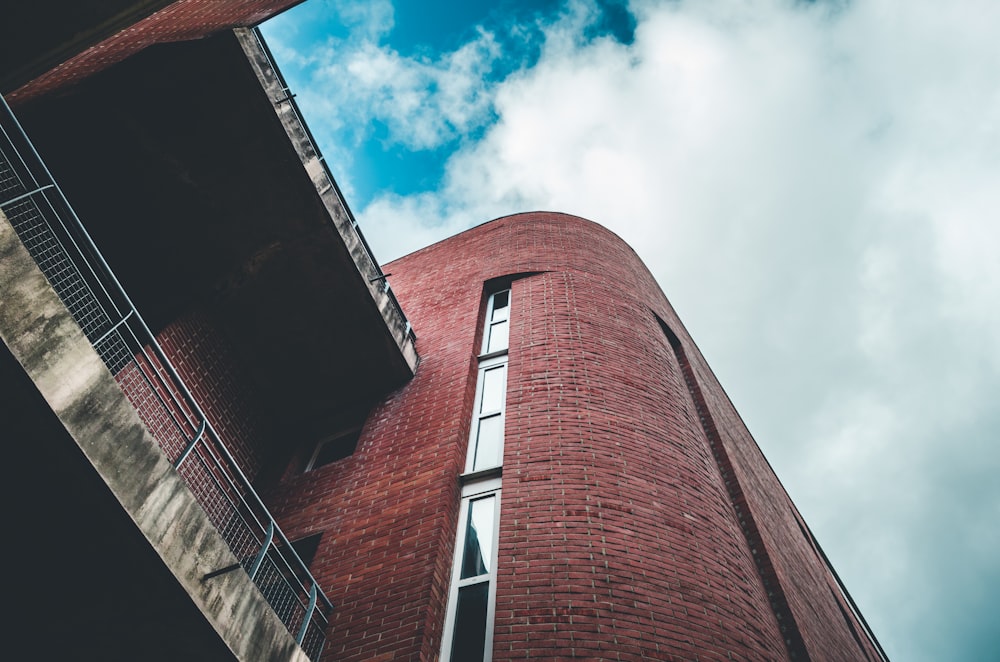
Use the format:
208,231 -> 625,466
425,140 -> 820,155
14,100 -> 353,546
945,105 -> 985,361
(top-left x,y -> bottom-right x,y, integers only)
264,212 -> 880,661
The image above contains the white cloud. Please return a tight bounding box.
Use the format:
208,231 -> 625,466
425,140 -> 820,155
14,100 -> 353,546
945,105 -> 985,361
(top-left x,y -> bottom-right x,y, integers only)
332,0 -> 395,39
270,2 -> 502,152
353,1 -> 1000,658
332,31 -> 501,150
267,0 -> 1000,658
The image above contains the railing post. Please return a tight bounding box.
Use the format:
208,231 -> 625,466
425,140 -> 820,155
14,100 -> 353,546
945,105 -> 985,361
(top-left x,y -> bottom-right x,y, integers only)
0,183 -> 54,208
297,583 -> 319,646
249,520 -> 275,580
3,81 -> 334,661
173,419 -> 207,469
93,310 -> 134,346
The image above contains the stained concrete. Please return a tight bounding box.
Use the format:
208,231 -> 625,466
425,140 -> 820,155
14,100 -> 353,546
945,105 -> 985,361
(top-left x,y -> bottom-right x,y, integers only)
16,30 -> 417,442
0,209 -> 311,660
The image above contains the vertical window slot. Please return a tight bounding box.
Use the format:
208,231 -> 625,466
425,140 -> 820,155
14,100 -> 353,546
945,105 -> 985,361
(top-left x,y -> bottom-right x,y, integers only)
443,287 -> 512,662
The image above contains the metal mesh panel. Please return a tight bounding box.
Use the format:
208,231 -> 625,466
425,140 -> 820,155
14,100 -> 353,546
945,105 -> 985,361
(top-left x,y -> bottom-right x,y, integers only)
116,363 -> 189,461
2,102 -> 332,659
94,328 -> 135,375
0,150 -> 25,197
300,616 -> 327,661
219,504 -> 265,566
0,168 -> 130,378
3,196 -> 113,336
180,450 -> 241,530
254,555 -> 306,628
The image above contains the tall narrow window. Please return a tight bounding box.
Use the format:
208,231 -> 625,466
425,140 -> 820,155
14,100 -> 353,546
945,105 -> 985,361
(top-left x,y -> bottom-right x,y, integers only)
482,289 -> 509,354
466,290 -> 510,474
442,288 -> 511,662
444,481 -> 501,662
467,356 -> 506,472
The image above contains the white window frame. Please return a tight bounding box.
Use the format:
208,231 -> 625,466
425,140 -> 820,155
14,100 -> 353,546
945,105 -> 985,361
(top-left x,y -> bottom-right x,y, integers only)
441,287 -> 512,662
465,354 -> 508,474
481,289 -> 510,355
440,478 -> 503,662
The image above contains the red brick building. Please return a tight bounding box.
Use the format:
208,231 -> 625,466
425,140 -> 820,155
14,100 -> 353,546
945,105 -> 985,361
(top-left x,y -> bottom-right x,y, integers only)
1,5 -> 886,661
259,211 -> 887,661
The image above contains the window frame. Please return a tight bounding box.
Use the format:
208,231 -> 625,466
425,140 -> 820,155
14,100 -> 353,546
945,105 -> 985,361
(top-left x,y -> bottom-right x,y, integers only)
481,289 -> 510,355
304,425 -> 362,471
440,287 -> 512,662
439,478 -> 503,662
465,353 -> 508,474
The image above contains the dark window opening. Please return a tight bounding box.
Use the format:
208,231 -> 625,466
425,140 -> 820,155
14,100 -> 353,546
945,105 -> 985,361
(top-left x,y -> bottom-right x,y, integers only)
307,427 -> 362,470
450,582 -> 490,661
491,290 -> 509,312
289,533 -> 323,571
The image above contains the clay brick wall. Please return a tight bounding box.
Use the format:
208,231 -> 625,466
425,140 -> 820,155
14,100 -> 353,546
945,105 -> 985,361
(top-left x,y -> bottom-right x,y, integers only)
9,0 -> 301,105
155,309 -> 270,478
495,266 -> 785,661
114,307 -> 269,480
260,212 -> 885,661
260,253 -> 484,660
685,329 -> 883,660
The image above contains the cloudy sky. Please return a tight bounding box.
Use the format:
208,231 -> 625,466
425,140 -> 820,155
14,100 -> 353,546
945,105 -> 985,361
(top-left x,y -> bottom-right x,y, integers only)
261,0 -> 1000,659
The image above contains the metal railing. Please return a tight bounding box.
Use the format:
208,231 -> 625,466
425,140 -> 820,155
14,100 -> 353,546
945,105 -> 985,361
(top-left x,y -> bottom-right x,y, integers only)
246,26 -> 415,343
0,95 -> 332,661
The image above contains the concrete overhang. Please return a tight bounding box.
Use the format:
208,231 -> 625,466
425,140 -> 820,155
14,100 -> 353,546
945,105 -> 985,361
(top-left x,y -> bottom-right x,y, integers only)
14,29 -> 417,431
0,211 -> 310,661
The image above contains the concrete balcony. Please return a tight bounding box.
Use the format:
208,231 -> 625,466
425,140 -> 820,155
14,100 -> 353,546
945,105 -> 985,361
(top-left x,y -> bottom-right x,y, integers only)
1,195 -> 320,660
1,26 -> 417,661
14,28 -> 417,438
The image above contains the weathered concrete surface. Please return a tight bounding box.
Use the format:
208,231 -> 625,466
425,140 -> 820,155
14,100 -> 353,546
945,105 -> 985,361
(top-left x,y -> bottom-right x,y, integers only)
0,208 -> 311,661
19,30 -> 416,444
235,26 -> 419,375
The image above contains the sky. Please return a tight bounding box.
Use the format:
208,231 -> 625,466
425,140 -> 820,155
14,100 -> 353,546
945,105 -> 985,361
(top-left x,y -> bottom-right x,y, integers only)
260,1 -> 1000,659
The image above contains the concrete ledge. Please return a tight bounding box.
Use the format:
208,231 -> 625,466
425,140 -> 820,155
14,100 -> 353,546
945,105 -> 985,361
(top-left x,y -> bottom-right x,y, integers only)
0,209 -> 311,662
235,26 -> 419,376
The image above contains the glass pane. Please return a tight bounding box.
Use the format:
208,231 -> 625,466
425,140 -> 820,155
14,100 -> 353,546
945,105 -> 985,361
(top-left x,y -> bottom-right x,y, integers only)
486,320 -> 508,353
491,291 -> 509,322
479,365 -> 505,414
310,428 -> 361,469
473,415 -> 502,471
450,582 -> 489,661
461,496 -> 495,578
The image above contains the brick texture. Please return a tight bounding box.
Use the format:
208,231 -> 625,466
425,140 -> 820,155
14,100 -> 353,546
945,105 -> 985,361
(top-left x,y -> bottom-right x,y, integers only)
682,320 -> 884,660
259,212 -> 879,661
8,0 -> 301,105
115,307 -> 269,480
155,309 -> 270,477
